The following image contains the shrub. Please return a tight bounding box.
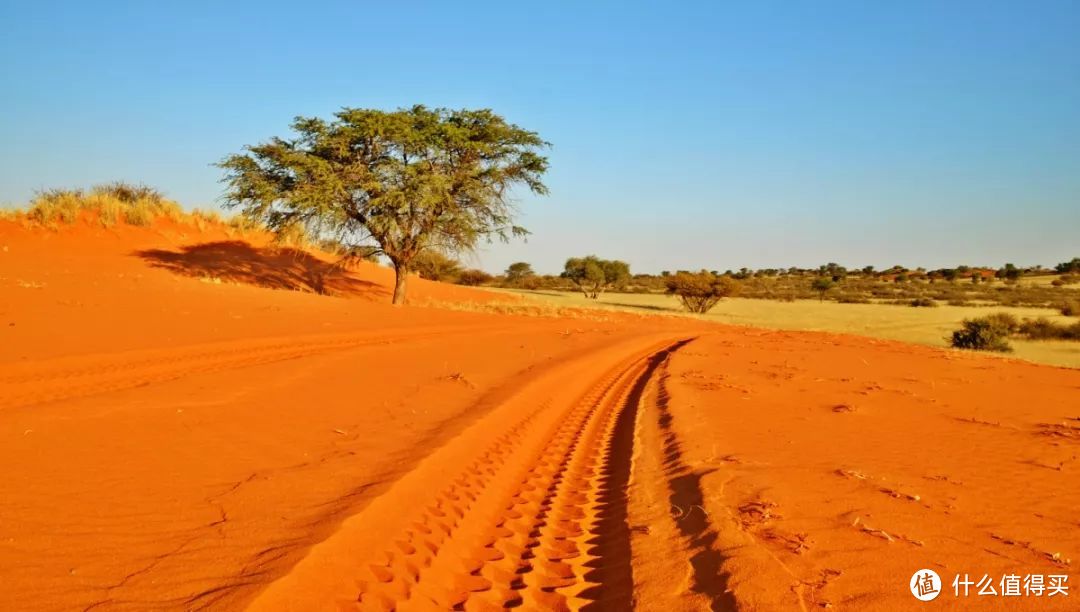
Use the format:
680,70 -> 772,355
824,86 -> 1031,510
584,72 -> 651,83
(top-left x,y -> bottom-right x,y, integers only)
910,297 -> 938,307
90,182 -> 165,204
1060,301 -> 1080,317
947,299 -> 971,307
950,313 -> 1017,352
837,296 -> 871,304
665,271 -> 741,313
1055,258 -> 1080,274
412,250 -> 463,282
1018,318 -> 1080,340
457,269 -> 494,286
810,277 -> 834,301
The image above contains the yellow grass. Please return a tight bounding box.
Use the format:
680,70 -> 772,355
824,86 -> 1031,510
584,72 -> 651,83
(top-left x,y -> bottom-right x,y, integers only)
25,187 -> 184,228
6,186 -> 265,235
499,289 -> 1080,368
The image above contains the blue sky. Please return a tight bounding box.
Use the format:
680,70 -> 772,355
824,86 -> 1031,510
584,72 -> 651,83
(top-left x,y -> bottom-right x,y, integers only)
2,0 -> 1077,273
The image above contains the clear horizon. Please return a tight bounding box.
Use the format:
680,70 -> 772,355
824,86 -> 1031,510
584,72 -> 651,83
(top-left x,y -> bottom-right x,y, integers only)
2,0 -> 1078,275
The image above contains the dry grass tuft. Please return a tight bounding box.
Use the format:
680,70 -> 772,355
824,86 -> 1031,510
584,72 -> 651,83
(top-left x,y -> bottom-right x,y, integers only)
26,184 -> 184,228
11,183 -> 265,234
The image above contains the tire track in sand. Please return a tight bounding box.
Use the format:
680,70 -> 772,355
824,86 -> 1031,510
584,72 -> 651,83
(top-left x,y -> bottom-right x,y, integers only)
246,336 -> 708,612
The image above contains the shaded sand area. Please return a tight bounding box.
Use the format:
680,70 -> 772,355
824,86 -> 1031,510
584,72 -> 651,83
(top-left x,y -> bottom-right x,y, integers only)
1,219 -> 1077,611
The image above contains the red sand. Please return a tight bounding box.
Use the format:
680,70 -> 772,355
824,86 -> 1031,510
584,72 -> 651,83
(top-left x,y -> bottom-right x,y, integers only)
1,220 -> 1076,611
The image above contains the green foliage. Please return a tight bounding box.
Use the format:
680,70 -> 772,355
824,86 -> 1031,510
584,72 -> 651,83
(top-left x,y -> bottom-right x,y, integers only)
950,313 -> 1018,352
1055,258 -> 1080,274
562,256 -> 630,298
996,263 -> 1022,280
219,105 -> 549,304
411,250 -> 463,282
457,269 -> 494,286
1017,318 -> 1080,340
665,271 -> 741,313
810,277 -> 834,301
818,262 -> 847,282
505,262 -> 535,285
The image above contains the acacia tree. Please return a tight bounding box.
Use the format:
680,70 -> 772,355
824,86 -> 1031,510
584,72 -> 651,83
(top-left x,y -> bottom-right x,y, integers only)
219,106 -> 549,304
665,270 -> 740,313
811,277 -> 834,301
505,262 -> 535,285
562,256 -> 630,298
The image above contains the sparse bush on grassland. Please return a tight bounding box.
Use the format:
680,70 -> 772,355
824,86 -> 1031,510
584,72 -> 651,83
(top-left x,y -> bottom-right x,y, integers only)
950,313 -> 1018,352
457,269 -> 494,286
1018,318 -> 1080,340
412,250 -> 464,282
1059,300 -> 1080,317
665,271 -> 741,313
909,297 -> 938,307
811,277 -> 834,301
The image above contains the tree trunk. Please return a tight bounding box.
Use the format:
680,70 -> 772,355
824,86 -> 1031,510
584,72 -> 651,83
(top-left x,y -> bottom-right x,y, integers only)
392,262 -> 409,305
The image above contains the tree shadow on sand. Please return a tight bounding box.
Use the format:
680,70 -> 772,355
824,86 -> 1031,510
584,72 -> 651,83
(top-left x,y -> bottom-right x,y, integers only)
134,241 -> 387,298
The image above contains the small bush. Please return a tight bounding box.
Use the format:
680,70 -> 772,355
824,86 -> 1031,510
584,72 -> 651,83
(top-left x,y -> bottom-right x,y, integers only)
910,297 -> 938,307
837,296 -> 871,304
91,182 -> 165,204
412,250 -> 463,282
457,269 -> 494,286
946,299 -> 971,307
950,313 -> 1017,352
1018,318 -> 1080,340
1060,301 -> 1080,317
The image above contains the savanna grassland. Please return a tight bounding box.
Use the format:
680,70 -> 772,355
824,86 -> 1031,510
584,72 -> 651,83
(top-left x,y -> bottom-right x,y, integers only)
497,289 -> 1080,368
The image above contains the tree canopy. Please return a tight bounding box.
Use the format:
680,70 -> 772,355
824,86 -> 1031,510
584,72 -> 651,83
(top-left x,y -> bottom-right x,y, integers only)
505,262 -> 535,284
1056,258 -> 1080,274
218,105 -> 549,303
665,270 -> 740,313
811,277 -> 835,300
562,256 -> 630,298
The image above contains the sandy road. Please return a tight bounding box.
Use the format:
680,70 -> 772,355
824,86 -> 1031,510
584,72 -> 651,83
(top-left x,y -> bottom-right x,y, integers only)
248,334 -> 719,611
0,319 -> 709,612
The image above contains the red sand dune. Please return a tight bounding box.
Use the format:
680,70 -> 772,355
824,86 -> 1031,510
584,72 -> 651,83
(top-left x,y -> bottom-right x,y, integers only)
1,219 -> 1077,611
